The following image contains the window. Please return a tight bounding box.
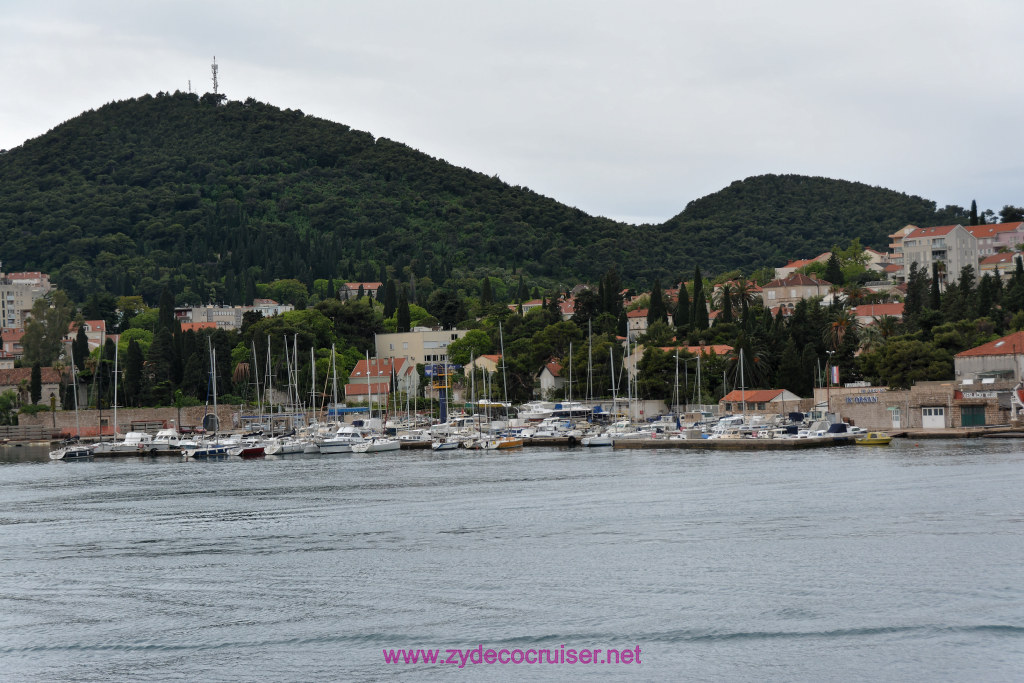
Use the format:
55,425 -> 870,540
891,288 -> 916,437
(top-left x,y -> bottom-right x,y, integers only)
767,291 -> 776,300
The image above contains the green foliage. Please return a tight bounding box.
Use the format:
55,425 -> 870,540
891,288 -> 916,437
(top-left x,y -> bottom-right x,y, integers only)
0,94 -> 971,302
858,338 -> 954,389
447,329 -> 493,365
0,389 -> 18,425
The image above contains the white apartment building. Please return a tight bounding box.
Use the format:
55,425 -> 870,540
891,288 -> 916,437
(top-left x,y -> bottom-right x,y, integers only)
0,270 -> 53,328
375,328 -> 467,366
901,225 -> 978,287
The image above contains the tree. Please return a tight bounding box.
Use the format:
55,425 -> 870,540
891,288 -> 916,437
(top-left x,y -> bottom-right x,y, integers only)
674,281 -> 690,330
30,363 -> 42,405
824,253 -> 844,285
970,199 -> 979,226
1000,205 -> 1024,223
396,290 -> 411,333
72,325 -> 89,372
382,279 -> 397,318
859,339 -> 953,388
123,338 -> 144,407
691,266 -> 708,331
21,291 -> 74,367
480,277 -> 493,307
447,329 -> 493,365
715,283 -> 735,324
647,279 -> 667,326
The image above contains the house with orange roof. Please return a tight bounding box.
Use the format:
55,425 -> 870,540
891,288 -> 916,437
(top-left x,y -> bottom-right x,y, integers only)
953,330 -> 1024,383
719,388 -> 804,415
181,322 -> 218,333
2,328 -> 25,359
340,282 -> 383,300
65,320 -> 108,351
901,225 -> 978,288
774,253 -> 832,280
965,222 -> 1024,256
343,357 -> 417,403
536,360 -> 565,399
465,354 -> 502,375
853,303 -> 905,326
979,252 -> 1020,281
626,308 -> 649,336
760,273 -> 832,309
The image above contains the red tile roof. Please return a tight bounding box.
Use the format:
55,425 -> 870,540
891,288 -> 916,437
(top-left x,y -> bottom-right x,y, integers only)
542,361 -> 562,377
965,222 -> 1024,239
344,382 -> 392,396
719,389 -> 784,403
980,253 -> 1018,267
763,273 -> 832,288
853,303 -> 905,318
906,225 -> 960,238
955,331 -> 1024,358
349,357 -> 410,379
181,322 -> 217,332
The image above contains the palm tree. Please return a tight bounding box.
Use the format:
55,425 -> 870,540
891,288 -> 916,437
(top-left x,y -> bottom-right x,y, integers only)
843,284 -> 867,307
824,309 -> 860,352
732,280 -> 758,321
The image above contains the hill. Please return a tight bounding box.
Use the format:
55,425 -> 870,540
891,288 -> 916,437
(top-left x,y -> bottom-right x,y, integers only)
0,92 -> 968,304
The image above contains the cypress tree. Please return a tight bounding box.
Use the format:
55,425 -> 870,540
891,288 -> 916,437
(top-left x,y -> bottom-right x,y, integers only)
647,279 -> 667,326
691,266 -> 708,331
30,363 -> 41,405
824,253 -> 844,285
930,262 -> 942,309
970,199 -> 978,226
397,290 -> 411,333
674,282 -> 690,330
124,339 -> 143,407
480,277 -> 493,307
73,325 -> 89,372
383,279 -> 397,318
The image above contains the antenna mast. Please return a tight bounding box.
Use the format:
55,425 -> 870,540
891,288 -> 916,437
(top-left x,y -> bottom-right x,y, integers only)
211,56 -> 219,94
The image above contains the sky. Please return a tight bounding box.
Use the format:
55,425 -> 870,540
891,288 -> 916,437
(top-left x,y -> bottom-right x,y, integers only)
2,0 -> 1024,225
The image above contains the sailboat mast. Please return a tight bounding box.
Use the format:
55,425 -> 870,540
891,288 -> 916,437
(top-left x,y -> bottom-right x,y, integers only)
111,341 -> 119,442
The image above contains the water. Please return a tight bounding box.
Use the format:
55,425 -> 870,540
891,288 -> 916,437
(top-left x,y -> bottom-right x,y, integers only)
2,441 -> 1023,681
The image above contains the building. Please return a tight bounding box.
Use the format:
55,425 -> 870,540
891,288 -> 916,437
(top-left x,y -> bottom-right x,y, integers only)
853,302 -> 905,327
901,225 -> 978,287
465,354 -> 501,375
251,299 -> 294,317
979,252 -> 1019,281
965,222 -> 1024,257
178,305 -> 245,330
0,270 -> 53,329
0,367 -> 64,408
374,328 -> 467,366
536,361 -> 564,399
626,309 -> 649,336
817,381 -> 1010,430
760,273 -> 832,310
340,282 -> 383,300
343,357 -> 417,403
2,328 -> 25,360
719,388 -> 804,415
774,253 -> 831,280
953,330 -> 1024,384
886,224 -> 919,283
66,320 -> 108,351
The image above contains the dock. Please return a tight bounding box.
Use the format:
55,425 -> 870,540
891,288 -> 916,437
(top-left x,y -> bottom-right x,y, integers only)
613,436 -> 855,450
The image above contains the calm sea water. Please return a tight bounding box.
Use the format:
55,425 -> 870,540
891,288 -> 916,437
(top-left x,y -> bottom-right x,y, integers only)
1,440 -> 1023,682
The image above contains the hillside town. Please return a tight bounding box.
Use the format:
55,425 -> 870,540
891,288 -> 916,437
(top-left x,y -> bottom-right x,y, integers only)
7,220 -> 1024,449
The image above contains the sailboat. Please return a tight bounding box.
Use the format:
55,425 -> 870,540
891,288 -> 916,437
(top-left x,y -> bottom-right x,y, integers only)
183,339 -> 231,460
49,362 -> 92,460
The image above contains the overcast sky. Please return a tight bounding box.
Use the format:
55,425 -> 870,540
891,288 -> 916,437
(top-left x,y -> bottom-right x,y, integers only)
2,1 -> 1023,224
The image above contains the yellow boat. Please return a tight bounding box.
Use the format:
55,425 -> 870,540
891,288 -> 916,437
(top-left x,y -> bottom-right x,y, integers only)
855,431 -> 893,446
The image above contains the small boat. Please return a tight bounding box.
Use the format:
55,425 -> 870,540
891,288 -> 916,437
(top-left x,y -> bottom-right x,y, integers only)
49,441 -> 93,460
485,436 -> 523,450
855,431 -> 893,446
431,437 -> 461,451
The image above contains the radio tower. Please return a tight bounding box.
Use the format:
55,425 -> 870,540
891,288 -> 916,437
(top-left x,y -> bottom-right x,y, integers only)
211,56 -> 219,95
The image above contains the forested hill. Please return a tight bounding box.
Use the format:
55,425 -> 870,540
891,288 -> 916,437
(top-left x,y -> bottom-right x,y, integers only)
661,174 -> 968,274
0,92 -> 967,305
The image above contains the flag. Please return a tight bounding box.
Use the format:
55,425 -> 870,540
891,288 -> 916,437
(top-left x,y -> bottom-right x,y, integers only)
831,365 -> 840,385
